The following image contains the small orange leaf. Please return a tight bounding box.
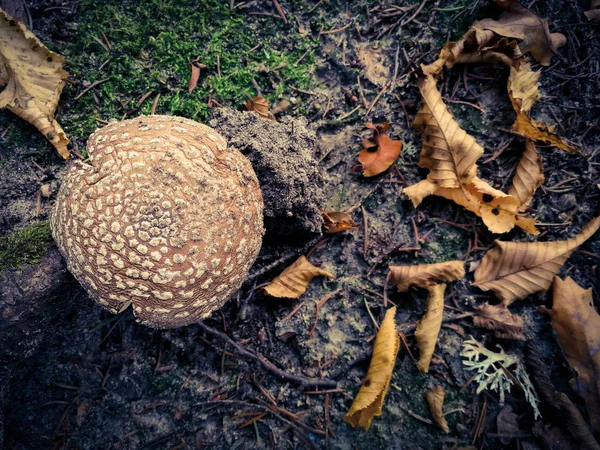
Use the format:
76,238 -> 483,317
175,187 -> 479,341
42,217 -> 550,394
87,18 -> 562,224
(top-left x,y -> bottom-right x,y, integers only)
322,211 -> 358,233
244,95 -> 273,120
188,62 -> 201,94
344,306 -> 399,431
261,255 -> 334,299
425,386 -> 450,433
357,122 -> 402,177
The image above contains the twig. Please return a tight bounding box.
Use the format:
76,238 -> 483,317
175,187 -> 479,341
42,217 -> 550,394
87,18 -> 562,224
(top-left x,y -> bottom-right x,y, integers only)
337,105 -> 361,121
272,0 -> 288,23
361,206 -> 369,259
319,23 -> 352,36
280,301 -> 306,322
365,81 -> 390,117
442,96 -> 486,113
309,288 -> 343,336
402,407 -> 434,425
75,78 -> 110,100
197,321 -> 337,387
151,93 -> 161,115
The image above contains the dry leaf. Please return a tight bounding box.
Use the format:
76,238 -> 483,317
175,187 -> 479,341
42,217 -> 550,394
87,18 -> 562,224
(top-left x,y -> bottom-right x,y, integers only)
356,43 -> 391,88
0,8 -> 69,158
322,211 -> 358,233
508,140 -> 544,210
425,386 -> 450,433
585,0 -> 600,21
344,306 -> 399,431
540,277 -> 600,433
476,0 -> 566,66
555,392 -> 600,450
512,111 -> 578,154
388,260 -> 465,292
508,62 -> 540,114
261,255 -> 334,299
357,122 -> 402,177
244,95 -> 273,120
474,302 -> 525,340
188,62 -> 201,94
473,215 -> 600,304
416,284 -> 446,373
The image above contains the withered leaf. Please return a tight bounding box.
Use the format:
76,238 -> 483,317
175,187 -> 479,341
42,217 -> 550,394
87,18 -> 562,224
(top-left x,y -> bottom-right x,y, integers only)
476,0 -> 566,66
425,386 -> 450,433
188,62 -> 201,94
416,284 -> 446,373
389,260 -> 465,292
357,122 -> 402,177
508,140 -> 544,210
512,111 -> 578,154
473,215 -> 600,304
585,0 -> 600,21
0,8 -> 69,158
322,211 -> 358,233
262,255 -> 334,299
555,392 -> 600,450
344,306 -> 399,431
474,302 -> 525,340
541,277 -> 600,433
244,95 -> 273,120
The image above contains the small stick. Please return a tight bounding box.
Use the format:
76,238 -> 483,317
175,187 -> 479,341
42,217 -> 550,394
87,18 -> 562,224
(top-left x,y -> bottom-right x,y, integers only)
100,30 -> 112,50
280,301 -> 306,322
272,0 -> 288,23
319,23 -> 352,36
361,205 -> 369,259
398,332 -> 418,368
337,105 -> 361,121
472,400 -> 488,445
365,81 -> 390,117
442,96 -> 486,113
294,47 -> 311,66
402,407 -> 434,425
151,93 -> 161,115
216,55 -> 221,77
309,288 -> 343,336
75,78 -> 109,100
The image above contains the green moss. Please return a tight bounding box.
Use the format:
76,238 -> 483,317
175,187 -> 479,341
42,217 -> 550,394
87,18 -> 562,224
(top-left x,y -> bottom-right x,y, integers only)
424,226 -> 468,263
0,221 -> 55,271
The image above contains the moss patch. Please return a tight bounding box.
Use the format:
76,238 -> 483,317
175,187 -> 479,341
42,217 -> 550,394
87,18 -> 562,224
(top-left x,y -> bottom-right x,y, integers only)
0,221 -> 54,271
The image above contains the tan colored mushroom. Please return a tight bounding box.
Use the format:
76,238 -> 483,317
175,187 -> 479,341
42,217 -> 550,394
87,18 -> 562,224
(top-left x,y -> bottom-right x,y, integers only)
51,115 -> 264,328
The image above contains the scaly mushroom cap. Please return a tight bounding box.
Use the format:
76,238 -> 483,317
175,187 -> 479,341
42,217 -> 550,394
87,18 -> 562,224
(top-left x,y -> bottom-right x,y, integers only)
52,115 -> 264,328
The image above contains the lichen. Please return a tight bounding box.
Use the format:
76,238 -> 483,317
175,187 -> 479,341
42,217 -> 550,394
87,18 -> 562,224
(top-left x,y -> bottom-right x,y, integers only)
0,221 -> 54,271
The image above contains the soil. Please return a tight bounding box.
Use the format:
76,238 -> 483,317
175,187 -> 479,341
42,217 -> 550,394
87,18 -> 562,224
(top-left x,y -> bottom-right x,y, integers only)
1,1 -> 599,450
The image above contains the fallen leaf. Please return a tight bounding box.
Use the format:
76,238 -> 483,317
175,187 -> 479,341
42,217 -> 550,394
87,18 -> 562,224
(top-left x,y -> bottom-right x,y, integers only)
357,122 -> 402,177
344,306 -> 399,431
244,95 -> 273,120
555,392 -> 600,450
322,211 -> 358,233
585,0 -> 600,21
511,111 -> 579,154
474,302 -> 525,340
425,385 -> 450,433
540,277 -> 600,432
476,0 -> 566,66
389,260 -> 465,292
473,215 -> 600,304
261,255 -> 334,299
416,284 -> 446,373
0,8 -> 69,158
188,62 -> 201,94
356,43 -> 391,88
497,406 -> 520,445
508,61 -> 541,114
508,140 -> 544,210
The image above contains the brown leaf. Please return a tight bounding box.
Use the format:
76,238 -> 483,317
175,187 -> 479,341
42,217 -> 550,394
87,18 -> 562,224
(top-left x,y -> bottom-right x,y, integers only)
322,211 -> 358,234
357,122 -> 402,177
244,95 -> 273,120
261,255 -> 334,299
473,302 -> 525,340
416,284 -> 446,373
512,111 -> 579,154
188,62 -> 201,94
541,277 -> 600,433
555,392 -> 600,450
0,9 -> 69,158
388,260 -> 465,292
344,306 -> 399,431
508,61 -> 541,114
476,1 -> 566,66
508,140 -> 544,210
473,216 -> 600,304
425,385 -> 450,433
585,0 -> 600,21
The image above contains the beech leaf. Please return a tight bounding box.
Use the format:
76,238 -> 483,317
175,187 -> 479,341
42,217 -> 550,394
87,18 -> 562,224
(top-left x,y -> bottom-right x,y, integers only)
416,284 -> 446,373
473,215 -> 600,304
389,260 -> 465,292
357,122 -> 402,177
322,211 -> 358,233
188,62 -> 201,94
261,255 -> 334,299
508,140 -> 544,210
585,0 -> 600,22
474,302 -> 525,341
425,385 -> 450,433
344,306 -> 399,431
555,392 -> 600,450
541,277 -> 600,432
244,95 -> 273,120
0,8 -> 69,158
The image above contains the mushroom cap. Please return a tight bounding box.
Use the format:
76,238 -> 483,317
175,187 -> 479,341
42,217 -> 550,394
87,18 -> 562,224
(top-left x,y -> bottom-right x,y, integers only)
51,115 -> 264,328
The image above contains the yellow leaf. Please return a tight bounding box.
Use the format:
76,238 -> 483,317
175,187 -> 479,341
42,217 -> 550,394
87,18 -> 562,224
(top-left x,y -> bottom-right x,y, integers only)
357,122 -> 403,177
508,140 -> 544,210
473,215 -> 600,305
344,306 -> 399,431
389,260 -> 465,292
322,211 -> 358,233
0,8 -> 70,158
512,111 -> 578,154
425,386 -> 450,433
542,277 -> 600,432
508,62 -> 540,114
261,255 -> 334,299
416,284 -> 446,373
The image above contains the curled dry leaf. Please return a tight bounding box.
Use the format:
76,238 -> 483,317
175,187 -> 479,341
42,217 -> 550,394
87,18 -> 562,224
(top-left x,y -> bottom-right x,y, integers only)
425,385 -> 450,433
357,122 -> 403,177
585,0 -> 600,21
416,284 -> 446,373
322,211 -> 358,233
244,95 -> 273,120
473,215 -> 600,304
261,255 -> 334,299
188,62 -> 201,94
389,260 -> 465,292
512,111 -> 578,154
344,306 -> 399,431
540,277 -> 600,433
555,392 -> 600,450
0,8 -> 69,158
474,302 -> 525,340
508,140 -> 544,210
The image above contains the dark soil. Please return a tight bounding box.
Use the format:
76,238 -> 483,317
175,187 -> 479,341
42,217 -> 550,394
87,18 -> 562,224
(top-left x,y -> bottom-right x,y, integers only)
1,1 -> 599,450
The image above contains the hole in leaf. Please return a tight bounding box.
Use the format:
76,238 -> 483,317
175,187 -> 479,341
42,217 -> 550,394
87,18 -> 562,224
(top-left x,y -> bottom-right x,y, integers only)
46,56 -> 52,62
363,379 -> 371,387
482,193 -> 494,203
491,208 -> 500,216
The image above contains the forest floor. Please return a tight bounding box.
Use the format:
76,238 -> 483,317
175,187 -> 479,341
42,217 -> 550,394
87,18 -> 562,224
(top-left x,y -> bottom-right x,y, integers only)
0,0 -> 599,449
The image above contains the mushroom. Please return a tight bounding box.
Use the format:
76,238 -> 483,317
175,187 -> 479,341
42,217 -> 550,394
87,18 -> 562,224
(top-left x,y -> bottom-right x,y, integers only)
51,115 -> 264,328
